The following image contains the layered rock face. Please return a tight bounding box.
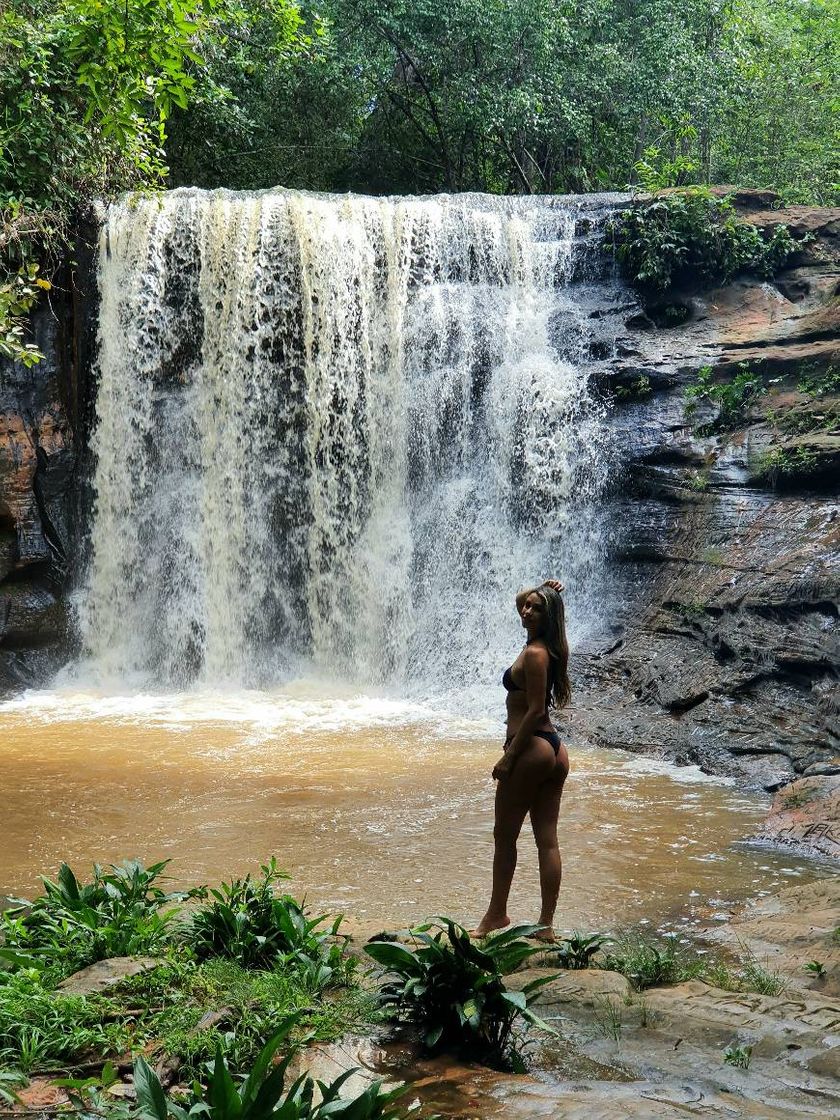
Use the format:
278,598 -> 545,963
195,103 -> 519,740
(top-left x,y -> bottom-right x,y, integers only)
0,253 -> 94,691
576,190 -> 839,822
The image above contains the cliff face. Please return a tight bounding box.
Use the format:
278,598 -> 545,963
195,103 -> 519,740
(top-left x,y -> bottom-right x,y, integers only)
0,242 -> 96,691
574,190 -> 839,847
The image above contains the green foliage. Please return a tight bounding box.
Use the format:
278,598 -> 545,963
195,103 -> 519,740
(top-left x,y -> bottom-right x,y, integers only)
610,191 -> 801,294
0,969 -> 130,1073
722,1042 -> 752,1069
365,919 -> 555,1070
0,261 -> 50,365
633,116 -> 700,191
798,364 -> 840,398
0,0 -> 305,362
804,960 -> 826,978
1,859 -> 196,976
0,1068 -> 26,1104
592,995 -> 623,1040
614,375 -> 653,401
135,961 -> 371,1080
755,444 -> 820,484
133,1018 -> 413,1120
602,931 -> 705,991
187,859 -> 345,971
544,931 -> 609,970
687,470 -> 710,493
684,362 -> 764,429
166,0 -> 838,205
737,954 -> 785,996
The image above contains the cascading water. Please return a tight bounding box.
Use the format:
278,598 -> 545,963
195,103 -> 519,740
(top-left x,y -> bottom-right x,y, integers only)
80,189 -> 624,705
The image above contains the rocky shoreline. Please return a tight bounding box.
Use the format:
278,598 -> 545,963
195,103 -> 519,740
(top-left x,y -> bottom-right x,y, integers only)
12,876 -> 835,1120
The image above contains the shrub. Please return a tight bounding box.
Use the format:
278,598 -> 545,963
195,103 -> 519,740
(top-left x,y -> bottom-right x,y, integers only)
187,859 -> 345,971
609,190 -> 802,294
544,931 -> 609,970
133,1016 -> 412,1120
684,362 -> 763,430
798,364 -> 840,398
365,920 -> 555,1070
1,860 -> 194,975
755,445 -> 819,484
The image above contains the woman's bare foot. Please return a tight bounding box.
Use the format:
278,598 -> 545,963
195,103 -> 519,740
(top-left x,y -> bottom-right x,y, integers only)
469,914 -> 511,938
528,926 -> 556,943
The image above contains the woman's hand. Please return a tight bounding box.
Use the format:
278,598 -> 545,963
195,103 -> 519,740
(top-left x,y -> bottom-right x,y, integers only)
492,754 -> 514,780
542,579 -> 564,594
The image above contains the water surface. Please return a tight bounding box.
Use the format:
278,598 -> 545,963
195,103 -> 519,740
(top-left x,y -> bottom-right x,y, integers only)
0,683 -> 817,930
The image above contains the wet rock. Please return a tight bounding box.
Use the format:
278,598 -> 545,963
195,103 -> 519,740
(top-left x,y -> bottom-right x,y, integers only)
0,246 -> 94,693
0,583 -> 66,648
752,776 -> 840,859
510,966 -> 631,1007
57,956 -> 161,994
702,878 -> 840,997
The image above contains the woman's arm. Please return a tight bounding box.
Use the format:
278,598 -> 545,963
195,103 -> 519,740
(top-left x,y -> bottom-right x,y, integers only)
493,646 -> 549,777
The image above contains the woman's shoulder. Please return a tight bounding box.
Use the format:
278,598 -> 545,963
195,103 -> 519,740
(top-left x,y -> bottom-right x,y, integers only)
523,641 -> 550,665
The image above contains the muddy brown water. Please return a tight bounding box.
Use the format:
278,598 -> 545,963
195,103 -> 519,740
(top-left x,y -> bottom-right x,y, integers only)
0,683 -> 822,933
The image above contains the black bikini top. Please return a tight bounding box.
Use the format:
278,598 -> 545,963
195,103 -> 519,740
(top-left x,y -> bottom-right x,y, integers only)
503,664 -> 552,706
502,666 -> 521,692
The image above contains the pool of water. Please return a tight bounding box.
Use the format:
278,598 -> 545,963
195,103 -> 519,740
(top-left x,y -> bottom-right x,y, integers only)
0,681 -> 821,930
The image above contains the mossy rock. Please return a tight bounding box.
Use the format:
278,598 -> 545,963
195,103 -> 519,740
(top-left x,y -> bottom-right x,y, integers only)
750,432 -> 840,489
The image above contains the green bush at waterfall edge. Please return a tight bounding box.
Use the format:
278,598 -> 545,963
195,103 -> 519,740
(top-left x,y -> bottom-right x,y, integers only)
366,919 -> 557,1071
607,189 -> 804,295
0,858 -> 376,1083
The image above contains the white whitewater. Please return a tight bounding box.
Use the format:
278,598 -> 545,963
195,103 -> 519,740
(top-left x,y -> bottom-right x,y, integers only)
81,190 -> 622,704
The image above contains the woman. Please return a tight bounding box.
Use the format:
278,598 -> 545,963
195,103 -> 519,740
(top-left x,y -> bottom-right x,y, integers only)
473,579 -> 570,942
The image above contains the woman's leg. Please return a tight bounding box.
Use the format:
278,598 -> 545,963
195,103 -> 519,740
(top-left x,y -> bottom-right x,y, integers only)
474,740 -> 556,936
528,743 -> 569,941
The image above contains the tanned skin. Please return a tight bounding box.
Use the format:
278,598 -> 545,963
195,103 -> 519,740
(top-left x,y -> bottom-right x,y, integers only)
472,580 -> 569,942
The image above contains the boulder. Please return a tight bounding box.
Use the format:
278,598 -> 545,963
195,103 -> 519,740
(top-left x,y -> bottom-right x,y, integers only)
57,956 -> 161,995
752,775 -> 840,859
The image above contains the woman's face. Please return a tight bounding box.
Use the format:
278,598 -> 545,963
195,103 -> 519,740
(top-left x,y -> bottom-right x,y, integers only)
520,592 -> 546,636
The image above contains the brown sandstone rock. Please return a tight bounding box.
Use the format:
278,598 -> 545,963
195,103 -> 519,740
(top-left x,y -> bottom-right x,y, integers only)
754,776 -> 840,859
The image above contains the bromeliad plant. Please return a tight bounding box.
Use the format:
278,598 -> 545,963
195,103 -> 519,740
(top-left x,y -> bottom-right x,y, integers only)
188,859 -> 346,973
133,1014 -> 413,1120
365,920 -> 556,1070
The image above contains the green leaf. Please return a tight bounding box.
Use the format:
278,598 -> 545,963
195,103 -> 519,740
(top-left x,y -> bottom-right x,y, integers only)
133,1055 -> 168,1120
364,941 -> 420,971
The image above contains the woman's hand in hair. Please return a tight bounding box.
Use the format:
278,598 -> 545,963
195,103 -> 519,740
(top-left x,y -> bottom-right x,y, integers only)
542,579 -> 564,594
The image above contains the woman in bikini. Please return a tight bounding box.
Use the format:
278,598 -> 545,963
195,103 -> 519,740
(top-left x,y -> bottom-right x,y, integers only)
473,579 -> 570,942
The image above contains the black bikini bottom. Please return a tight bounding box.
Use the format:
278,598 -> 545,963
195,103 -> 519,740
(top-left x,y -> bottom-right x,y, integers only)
504,730 -> 561,756
534,729 -> 561,755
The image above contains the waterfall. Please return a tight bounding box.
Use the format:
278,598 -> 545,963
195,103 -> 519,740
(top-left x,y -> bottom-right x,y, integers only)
80,189 -> 624,704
